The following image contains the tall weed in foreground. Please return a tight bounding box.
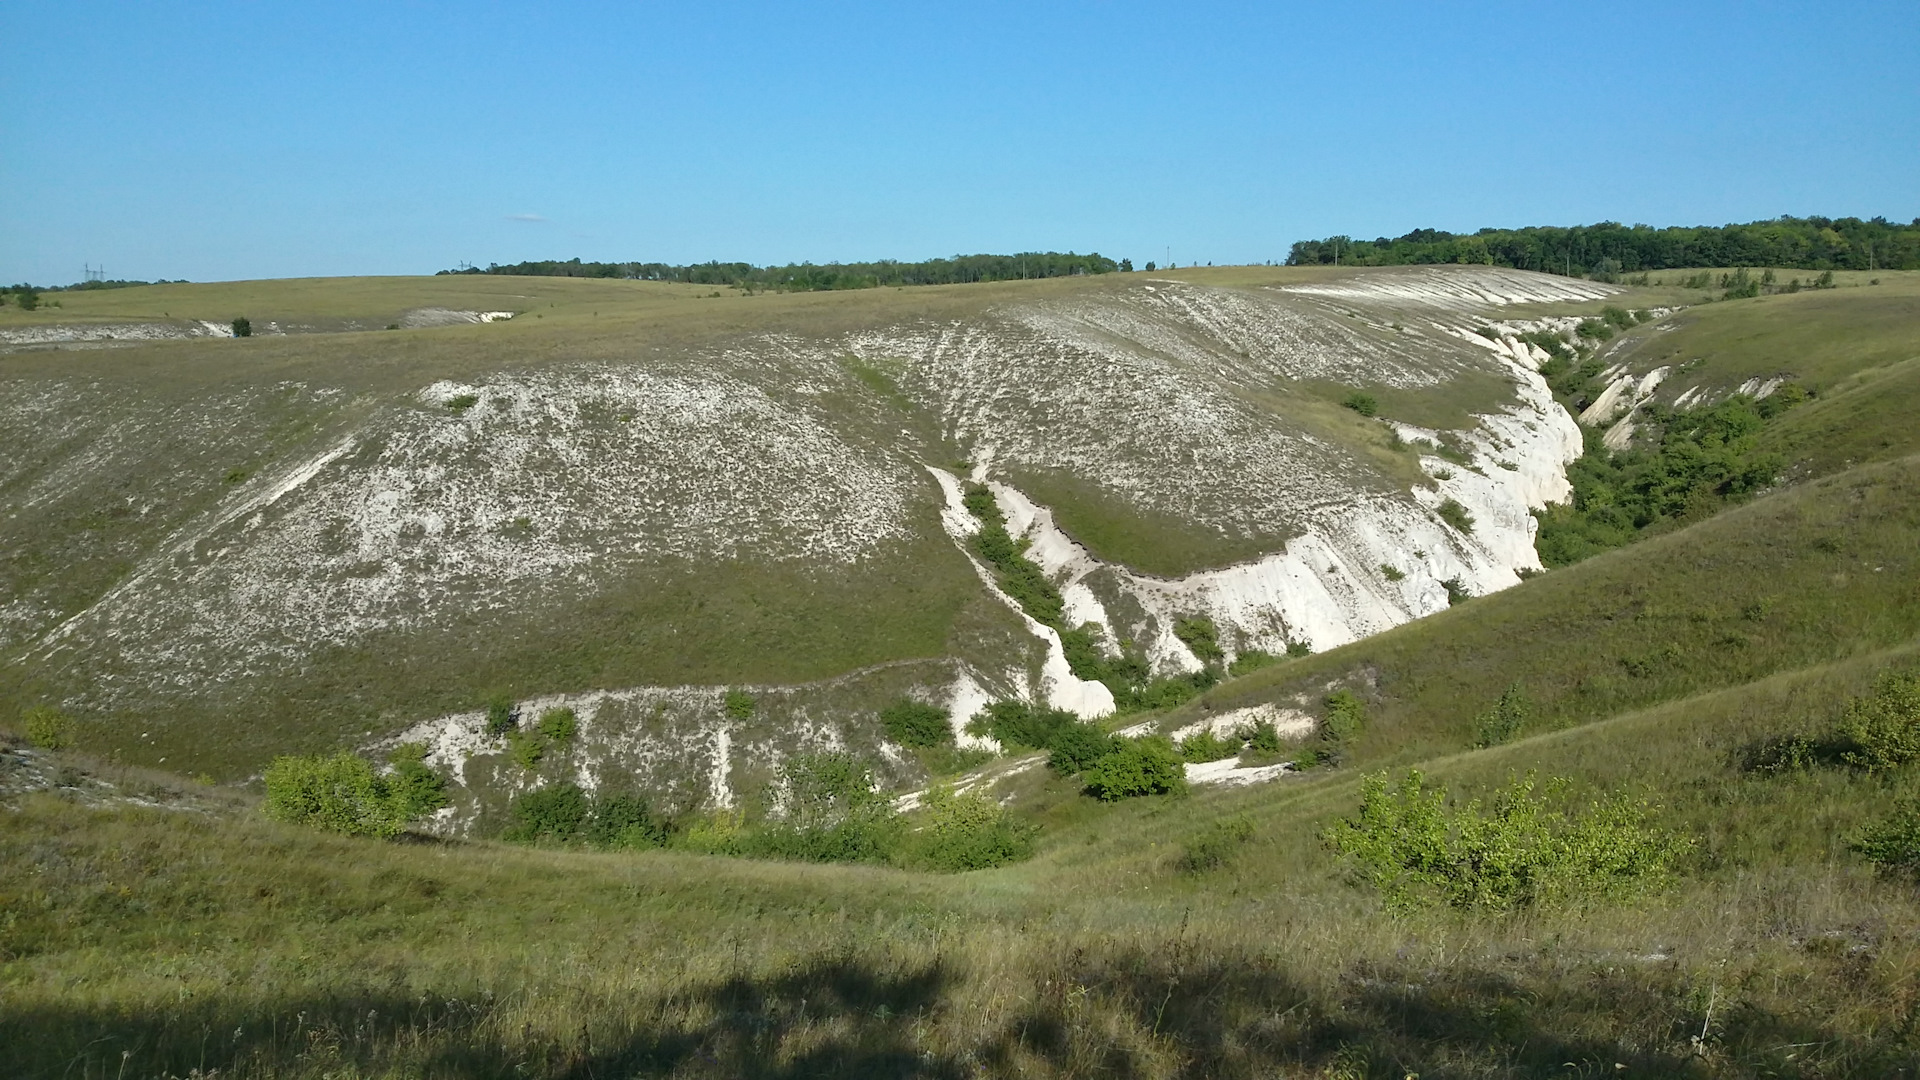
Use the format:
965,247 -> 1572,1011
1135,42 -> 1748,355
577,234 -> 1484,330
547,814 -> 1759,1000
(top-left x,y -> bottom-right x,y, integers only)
1323,770 -> 1691,911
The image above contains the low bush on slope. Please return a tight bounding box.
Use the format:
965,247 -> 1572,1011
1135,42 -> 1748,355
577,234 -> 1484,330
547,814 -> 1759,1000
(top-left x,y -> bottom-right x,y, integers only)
494,749 -> 1037,874
1323,770 -> 1690,912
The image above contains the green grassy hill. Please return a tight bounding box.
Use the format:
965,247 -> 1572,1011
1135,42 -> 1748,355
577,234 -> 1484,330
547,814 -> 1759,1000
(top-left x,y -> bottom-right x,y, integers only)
2,265 -> 1622,797
5,265 -> 1919,1078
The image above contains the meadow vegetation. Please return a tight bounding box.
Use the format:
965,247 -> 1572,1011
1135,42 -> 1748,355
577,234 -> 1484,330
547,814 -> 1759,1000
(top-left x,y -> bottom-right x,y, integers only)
4,265 -> 1920,1076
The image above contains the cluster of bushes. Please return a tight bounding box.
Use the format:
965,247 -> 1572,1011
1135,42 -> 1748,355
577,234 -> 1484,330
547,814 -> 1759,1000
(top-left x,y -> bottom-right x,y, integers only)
263,744 -> 449,838
1683,267 -> 1835,300
1175,717 -> 1285,764
1571,306 -> 1653,343
1535,390 -> 1805,567
502,782 -> 670,848
962,483 -> 1066,626
1743,670 -> 1920,879
513,751 -> 1035,872
480,695 -> 578,770
965,700 -> 1187,800
505,707 -> 577,769
1323,770 -> 1692,911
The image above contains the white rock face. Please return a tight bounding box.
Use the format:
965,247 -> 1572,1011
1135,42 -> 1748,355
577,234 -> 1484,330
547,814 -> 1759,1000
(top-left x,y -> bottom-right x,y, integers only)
34,367 -> 917,693
931,316 -> 1584,670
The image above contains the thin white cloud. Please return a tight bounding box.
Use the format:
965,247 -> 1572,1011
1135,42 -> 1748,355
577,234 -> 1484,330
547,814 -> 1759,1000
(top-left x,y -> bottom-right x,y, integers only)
505,213 -> 548,223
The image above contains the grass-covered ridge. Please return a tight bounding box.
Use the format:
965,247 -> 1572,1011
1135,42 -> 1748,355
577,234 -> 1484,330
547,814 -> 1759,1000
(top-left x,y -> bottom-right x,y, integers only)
1193,452 -> 1920,769
1,265 -> 1586,786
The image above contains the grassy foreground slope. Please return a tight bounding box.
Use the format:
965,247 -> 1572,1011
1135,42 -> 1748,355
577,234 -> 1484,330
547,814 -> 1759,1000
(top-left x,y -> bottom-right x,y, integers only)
7,455 -> 1920,1078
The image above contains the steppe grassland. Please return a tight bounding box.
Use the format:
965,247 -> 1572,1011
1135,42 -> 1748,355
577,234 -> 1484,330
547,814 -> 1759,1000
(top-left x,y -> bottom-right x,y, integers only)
7,268 -> 1920,1075
2,267 -> 1568,779
1598,270 -> 1920,398
8,633 -> 1920,1077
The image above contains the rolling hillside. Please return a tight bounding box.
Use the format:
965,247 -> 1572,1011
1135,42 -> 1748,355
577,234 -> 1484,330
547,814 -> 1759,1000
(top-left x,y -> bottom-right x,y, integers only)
4,265 -> 1627,810
5,264 -> 1920,1078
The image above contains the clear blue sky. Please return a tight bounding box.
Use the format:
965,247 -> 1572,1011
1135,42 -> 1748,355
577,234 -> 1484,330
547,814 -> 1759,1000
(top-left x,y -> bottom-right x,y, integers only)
4,1 -> 1915,284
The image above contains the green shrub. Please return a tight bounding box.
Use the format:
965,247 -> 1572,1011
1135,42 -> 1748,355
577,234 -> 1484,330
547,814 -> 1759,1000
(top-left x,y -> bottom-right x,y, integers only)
1838,671 -> 1920,771
911,786 -> 1037,871
1380,564 -> 1406,582
1291,747 -> 1324,771
1600,305 -> 1634,331
506,730 -> 545,770
1176,728 -> 1239,763
1342,392 -> 1379,417
1473,683 -> 1531,747
386,743 -> 450,819
1173,616 -> 1225,663
1852,798 -> 1920,879
1241,720 -> 1284,754
1323,770 -> 1691,911
748,752 -> 902,865
1083,736 -> 1187,801
1047,723 -> 1120,775
536,707 -> 577,742
263,750 -> 445,839
484,693 -> 517,736
1059,623 -> 1111,681
723,689 -> 757,721
502,782 -> 590,843
1323,690 -> 1367,744
447,393 -> 480,412
1228,649 -> 1277,677
879,699 -> 953,749
1286,641 -> 1313,658
1441,577 -> 1472,606
1575,318 -> 1613,341
966,700 -> 1079,751
22,705 -> 71,750
583,792 -> 669,850
1179,815 -> 1255,874
1437,498 -> 1475,533
231,317 -> 252,338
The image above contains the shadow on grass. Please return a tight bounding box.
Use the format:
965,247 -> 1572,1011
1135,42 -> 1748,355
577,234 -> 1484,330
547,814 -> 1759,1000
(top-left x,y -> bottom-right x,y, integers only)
9,949 -> 1912,1078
